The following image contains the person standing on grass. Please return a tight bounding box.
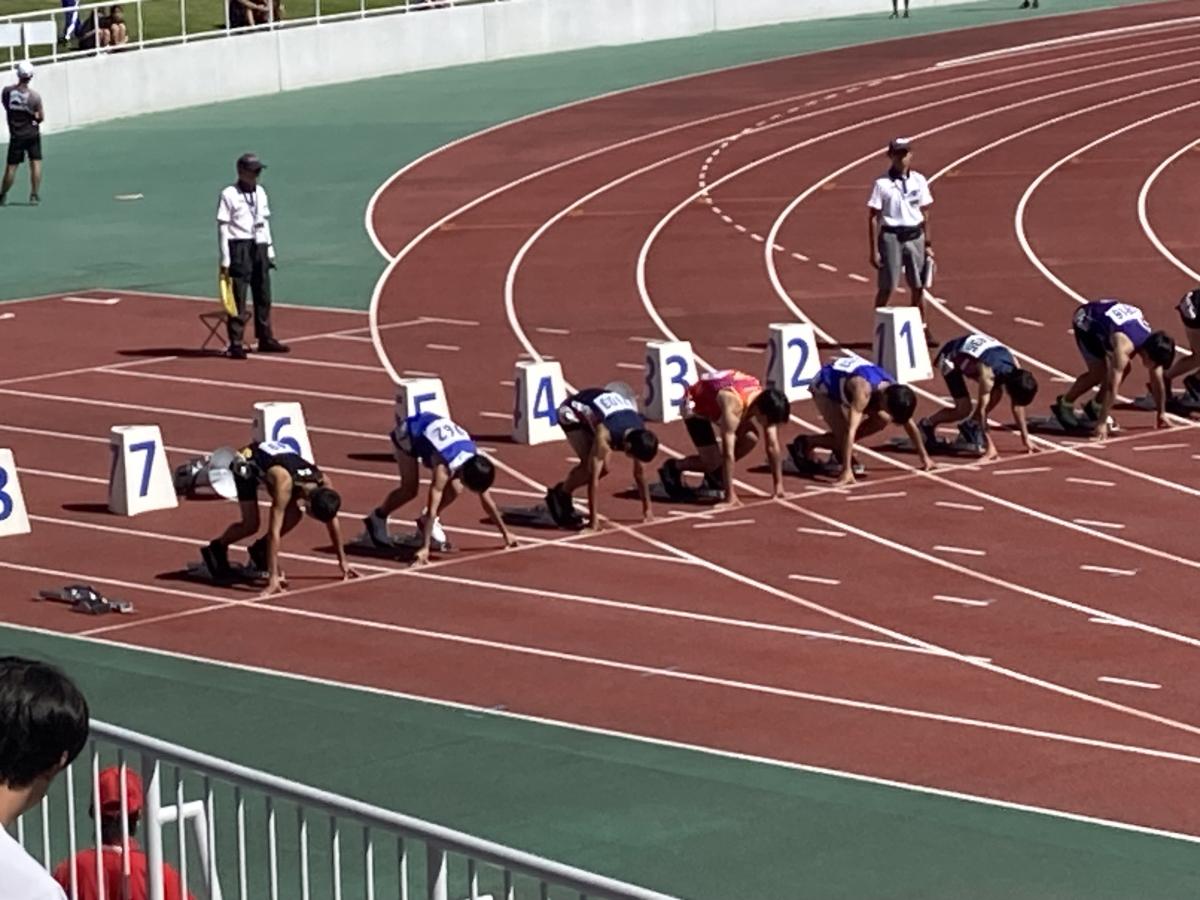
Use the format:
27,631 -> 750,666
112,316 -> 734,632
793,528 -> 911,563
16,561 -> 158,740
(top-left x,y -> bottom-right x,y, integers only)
216,153 -> 289,359
890,0 -> 910,17
1,62 -> 45,207
0,656 -> 90,900
868,137 -> 936,344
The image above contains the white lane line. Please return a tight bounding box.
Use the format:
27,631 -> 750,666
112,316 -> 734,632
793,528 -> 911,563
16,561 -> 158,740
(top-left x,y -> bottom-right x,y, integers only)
994,467 -> 1052,476
733,223 -> 748,233
726,346 -> 762,354
421,316 -> 480,327
499,379 -> 515,387
0,312 -> 15,320
817,263 -> 839,273
933,595 -> 993,607
1090,616 -> 1135,627
1098,676 -> 1162,690
933,545 -> 987,557
1131,443 -> 1189,452
325,333 -> 373,343
846,491 -> 907,502
848,273 -> 870,283
425,343 -> 461,352
478,411 -> 511,420
1014,317 -> 1044,327
402,369 -> 440,377
629,336 -> 660,343
1067,476 -> 1116,487
750,234 -> 765,243
63,296 -> 120,305
693,519 -> 755,530
1073,518 -> 1125,530
796,526 -> 847,538
788,573 -> 842,586
1080,564 -> 1138,577
964,305 -> 993,316
616,362 -> 644,370
535,326 -> 571,335
935,500 -> 984,511
791,252 -> 809,262
251,356 -> 383,374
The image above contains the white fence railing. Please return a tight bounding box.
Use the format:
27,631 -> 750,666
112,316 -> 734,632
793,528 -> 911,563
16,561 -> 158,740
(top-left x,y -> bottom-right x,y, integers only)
16,719 -> 681,900
1,0 -> 492,65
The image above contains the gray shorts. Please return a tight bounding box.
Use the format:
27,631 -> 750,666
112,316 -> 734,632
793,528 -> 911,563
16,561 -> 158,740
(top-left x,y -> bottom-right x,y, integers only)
878,230 -> 926,293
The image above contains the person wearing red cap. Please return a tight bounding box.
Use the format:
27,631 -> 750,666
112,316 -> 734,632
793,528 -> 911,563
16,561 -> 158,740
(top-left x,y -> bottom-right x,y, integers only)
52,767 -> 193,900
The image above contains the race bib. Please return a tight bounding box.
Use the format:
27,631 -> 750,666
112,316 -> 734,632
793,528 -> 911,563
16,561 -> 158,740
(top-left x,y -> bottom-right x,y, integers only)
1105,303 -> 1146,327
831,356 -> 870,373
258,440 -> 293,457
425,419 -> 471,453
960,334 -> 1002,358
593,391 -> 637,416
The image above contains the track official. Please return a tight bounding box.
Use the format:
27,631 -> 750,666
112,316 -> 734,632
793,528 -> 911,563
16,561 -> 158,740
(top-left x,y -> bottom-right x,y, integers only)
867,137 -> 935,343
216,153 -> 288,358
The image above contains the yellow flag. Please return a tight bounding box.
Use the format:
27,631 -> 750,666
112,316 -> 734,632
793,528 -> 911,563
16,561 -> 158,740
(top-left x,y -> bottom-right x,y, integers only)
218,272 -> 237,317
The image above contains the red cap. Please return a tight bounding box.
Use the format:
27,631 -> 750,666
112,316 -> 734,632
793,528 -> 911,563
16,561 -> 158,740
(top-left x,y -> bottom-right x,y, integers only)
96,767 -> 143,816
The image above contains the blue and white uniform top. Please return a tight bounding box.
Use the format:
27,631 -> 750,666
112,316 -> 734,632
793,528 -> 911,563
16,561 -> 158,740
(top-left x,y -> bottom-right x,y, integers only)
936,334 -> 1016,380
391,412 -> 478,473
1074,301 -> 1152,351
558,388 -> 644,450
813,356 -> 894,404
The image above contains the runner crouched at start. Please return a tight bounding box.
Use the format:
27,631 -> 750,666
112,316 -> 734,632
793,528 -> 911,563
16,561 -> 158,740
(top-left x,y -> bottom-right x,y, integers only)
201,440 -> 355,595
545,385 -> 659,530
364,411 -> 517,566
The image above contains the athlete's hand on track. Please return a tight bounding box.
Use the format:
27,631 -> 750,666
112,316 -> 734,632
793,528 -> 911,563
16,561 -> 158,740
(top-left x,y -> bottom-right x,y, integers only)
504,537 -> 519,548
1091,423 -> 1109,441
341,566 -> 361,581
1156,414 -> 1170,430
833,472 -> 856,487
260,578 -> 286,598
410,548 -> 431,568
1023,442 -> 1040,455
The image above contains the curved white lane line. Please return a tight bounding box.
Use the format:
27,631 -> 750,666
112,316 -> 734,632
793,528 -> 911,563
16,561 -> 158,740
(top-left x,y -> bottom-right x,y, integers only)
1137,136 -> 1200,284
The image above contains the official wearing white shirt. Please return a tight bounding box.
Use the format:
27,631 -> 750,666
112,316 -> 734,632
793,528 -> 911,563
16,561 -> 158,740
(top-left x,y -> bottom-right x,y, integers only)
217,153 -> 288,359
867,137 -> 936,343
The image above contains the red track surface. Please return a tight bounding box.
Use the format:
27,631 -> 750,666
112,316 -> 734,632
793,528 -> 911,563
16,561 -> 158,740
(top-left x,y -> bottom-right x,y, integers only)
7,0 -> 1200,840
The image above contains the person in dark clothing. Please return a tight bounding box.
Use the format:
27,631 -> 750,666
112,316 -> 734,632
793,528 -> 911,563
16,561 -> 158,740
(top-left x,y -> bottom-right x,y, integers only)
216,153 -> 288,358
1,62 -> 45,206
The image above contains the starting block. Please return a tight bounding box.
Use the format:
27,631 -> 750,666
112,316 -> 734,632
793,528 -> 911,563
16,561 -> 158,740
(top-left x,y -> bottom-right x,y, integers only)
108,426 -> 178,517
512,361 -> 566,445
396,377 -> 449,422
347,528 -> 453,555
499,504 -> 571,529
36,585 -> 133,615
887,435 -> 984,458
765,322 -> 821,402
643,340 -> 697,423
647,481 -> 722,504
184,559 -> 266,585
253,401 -> 314,463
0,448 -> 31,537
1028,415 -> 1118,436
873,307 -> 932,383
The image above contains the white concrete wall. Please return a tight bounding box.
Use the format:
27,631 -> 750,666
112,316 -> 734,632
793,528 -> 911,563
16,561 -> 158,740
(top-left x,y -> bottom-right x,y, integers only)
31,0 -> 991,134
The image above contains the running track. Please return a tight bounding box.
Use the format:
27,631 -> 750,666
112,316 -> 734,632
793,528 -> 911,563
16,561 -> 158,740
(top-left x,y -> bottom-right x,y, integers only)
5,0 -> 1200,845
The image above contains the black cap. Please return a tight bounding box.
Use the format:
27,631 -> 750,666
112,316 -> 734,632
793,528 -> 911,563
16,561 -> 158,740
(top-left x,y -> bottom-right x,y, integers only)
237,153 -> 266,172
888,137 -> 912,154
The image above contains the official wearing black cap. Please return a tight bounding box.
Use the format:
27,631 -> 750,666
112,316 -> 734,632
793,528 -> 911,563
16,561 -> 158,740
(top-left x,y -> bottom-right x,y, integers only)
216,153 -> 288,358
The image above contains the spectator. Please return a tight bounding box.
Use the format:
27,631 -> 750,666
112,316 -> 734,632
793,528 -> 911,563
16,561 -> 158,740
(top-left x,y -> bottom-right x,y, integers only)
60,0 -> 83,43
104,7 -> 128,47
77,7 -> 127,51
0,656 -> 90,900
76,12 -> 111,51
52,767 -> 194,900
228,0 -> 271,29
1,62 -> 45,207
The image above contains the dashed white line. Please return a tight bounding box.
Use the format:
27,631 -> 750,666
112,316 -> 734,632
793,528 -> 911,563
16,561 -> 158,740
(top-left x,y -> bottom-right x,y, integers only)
933,595 -> 992,607
726,346 -> 762,355
733,223 -> 748,233
750,233 -> 765,243
772,243 -> 786,252
796,526 -> 846,538
499,379 -> 515,387
693,519 -> 755,530
964,305 -> 993,316
426,343 -> 460,352
535,327 -> 571,336
993,467 -> 1052,476
848,273 -> 870,283
1098,676 -> 1161,690
846,491 -> 907,502
934,501 -> 984,512
616,362 -> 644,371
1013,317 -> 1044,327
1080,564 -> 1138,577
722,215 -> 735,224
1131,443 -> 1189,452
1072,518 -> 1125,530
1067,477 -> 1115,487
788,573 -> 842,586
817,263 -> 839,273
933,545 -> 987,557
791,252 -> 810,262
478,411 -> 511,420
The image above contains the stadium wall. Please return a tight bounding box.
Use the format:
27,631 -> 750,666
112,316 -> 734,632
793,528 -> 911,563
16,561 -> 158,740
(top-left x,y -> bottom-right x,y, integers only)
35,0 -> 987,134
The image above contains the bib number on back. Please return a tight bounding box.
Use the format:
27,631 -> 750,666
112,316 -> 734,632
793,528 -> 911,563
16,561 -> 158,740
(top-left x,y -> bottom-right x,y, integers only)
427,420 -> 470,453
594,391 -> 637,416
1105,303 -> 1146,327
960,334 -> 1001,358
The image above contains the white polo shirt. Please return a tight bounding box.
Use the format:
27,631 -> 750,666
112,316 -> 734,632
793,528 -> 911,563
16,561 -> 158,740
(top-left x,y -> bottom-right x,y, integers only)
216,184 -> 275,267
0,824 -> 68,900
867,169 -> 933,228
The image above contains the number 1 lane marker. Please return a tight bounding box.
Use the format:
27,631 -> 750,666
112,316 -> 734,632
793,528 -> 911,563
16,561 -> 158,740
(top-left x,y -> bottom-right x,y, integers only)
1098,676 -> 1162,690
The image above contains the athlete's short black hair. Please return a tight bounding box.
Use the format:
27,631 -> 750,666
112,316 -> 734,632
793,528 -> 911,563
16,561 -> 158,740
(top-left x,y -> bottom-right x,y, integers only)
753,388 -> 791,425
0,657 -> 89,788
1141,330 -> 1176,369
625,428 -> 659,463
308,487 -> 342,523
882,384 -> 917,424
1004,368 -> 1039,407
460,454 -> 495,494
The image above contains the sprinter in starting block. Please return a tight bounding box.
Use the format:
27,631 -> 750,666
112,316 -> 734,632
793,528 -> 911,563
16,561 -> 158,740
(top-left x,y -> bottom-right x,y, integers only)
1051,300 -> 1175,439
789,356 -> 933,485
658,370 -> 790,507
916,334 -> 1039,460
200,440 -> 356,596
1159,288 -> 1200,413
363,412 -> 516,566
545,384 -> 659,530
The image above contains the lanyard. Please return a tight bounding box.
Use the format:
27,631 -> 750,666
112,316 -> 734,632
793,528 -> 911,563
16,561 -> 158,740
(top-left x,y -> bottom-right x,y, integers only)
240,188 -> 258,222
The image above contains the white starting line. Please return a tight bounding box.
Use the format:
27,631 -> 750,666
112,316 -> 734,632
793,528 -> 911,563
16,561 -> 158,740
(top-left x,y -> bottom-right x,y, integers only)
934,500 -> 984,512
1067,477 -> 1116,487
963,305 -> 993,316
933,545 -> 987,557
692,519 -> 755,530
933,595 -> 992,607
846,491 -> 908,502
1098,676 -> 1162,690
796,526 -> 846,538
1131,443 -> 1189,453
993,467 -> 1052,476
788,573 -> 842,586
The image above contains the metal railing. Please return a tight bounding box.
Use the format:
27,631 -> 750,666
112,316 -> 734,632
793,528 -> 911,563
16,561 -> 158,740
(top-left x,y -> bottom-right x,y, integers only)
16,719 -> 681,900
1,0 -> 500,66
